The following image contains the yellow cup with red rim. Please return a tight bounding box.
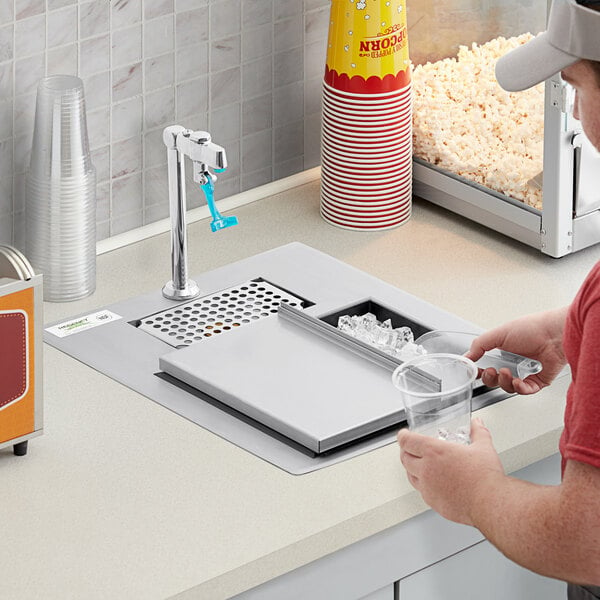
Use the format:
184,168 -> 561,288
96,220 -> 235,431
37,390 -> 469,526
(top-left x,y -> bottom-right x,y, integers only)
325,0 -> 411,94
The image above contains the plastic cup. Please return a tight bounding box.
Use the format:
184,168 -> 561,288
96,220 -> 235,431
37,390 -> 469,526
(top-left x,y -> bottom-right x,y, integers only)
26,74 -> 96,302
392,354 -> 478,444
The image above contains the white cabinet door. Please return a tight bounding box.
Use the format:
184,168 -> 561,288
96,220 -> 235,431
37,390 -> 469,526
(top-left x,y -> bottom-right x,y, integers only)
359,584 -> 395,600
398,539 -> 566,600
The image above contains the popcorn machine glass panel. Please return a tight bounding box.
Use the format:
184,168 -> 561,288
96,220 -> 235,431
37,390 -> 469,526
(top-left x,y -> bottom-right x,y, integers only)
407,0 -> 600,257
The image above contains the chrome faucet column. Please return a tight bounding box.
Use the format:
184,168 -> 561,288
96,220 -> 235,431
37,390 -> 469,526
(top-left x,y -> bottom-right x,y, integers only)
162,125 -> 227,301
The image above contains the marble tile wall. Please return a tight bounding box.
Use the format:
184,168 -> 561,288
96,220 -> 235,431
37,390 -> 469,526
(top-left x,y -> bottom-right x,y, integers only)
0,0 -> 544,248
0,0 -> 330,246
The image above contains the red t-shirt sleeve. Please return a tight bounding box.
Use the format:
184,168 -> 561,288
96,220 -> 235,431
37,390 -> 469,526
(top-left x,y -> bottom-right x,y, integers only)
562,294 -> 600,468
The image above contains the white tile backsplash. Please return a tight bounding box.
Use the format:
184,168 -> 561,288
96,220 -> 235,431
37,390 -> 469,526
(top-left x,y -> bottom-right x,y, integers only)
144,88 -> 175,129
13,94 -> 35,137
145,53 -> 175,90
211,66 -> 241,107
82,71 -> 111,111
15,15 -> 45,57
47,7 -> 77,48
176,76 -> 208,119
0,100 -> 12,140
91,145 -> 111,182
210,102 -> 241,143
274,18 -> 304,53
0,62 -> 13,97
242,23 -> 272,61
112,136 -> 142,179
15,0 -> 44,21
175,9 -> 209,48
241,166 -> 271,191
111,172 -> 143,216
14,54 -> 44,96
111,0 -> 142,30
47,0 -> 76,10
80,1 -> 110,39
242,0 -> 272,28
0,2 -> 14,23
0,0 -> 330,247
143,129 -> 166,169
211,0 -> 241,39
242,129 -> 272,173
176,44 -> 207,82
274,119 -> 304,164
47,43 -> 78,76
0,139 -> 13,178
242,94 -> 272,136
0,177 -> 12,215
0,26 -> 14,63
0,213 -> 12,243
273,81 -> 304,128
176,0 -> 209,13
242,56 -> 272,99
111,97 -> 142,141
88,106 -> 111,148
145,0 -> 174,21
144,14 -> 174,56
112,25 -> 143,68
80,35 -> 111,77
112,62 -> 143,102
211,35 -> 241,74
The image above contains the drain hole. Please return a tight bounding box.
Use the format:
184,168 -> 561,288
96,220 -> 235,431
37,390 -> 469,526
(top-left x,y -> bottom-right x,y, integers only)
135,278 -> 313,348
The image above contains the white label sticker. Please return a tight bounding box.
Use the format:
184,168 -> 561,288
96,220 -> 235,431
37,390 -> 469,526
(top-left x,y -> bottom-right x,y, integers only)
45,310 -> 122,338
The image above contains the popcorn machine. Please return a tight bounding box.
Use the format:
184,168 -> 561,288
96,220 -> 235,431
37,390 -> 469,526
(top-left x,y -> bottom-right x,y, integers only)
407,0 -> 600,257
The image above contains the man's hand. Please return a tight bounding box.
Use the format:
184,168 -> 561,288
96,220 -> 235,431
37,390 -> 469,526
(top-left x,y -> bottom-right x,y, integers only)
397,418 -> 505,526
465,307 -> 568,395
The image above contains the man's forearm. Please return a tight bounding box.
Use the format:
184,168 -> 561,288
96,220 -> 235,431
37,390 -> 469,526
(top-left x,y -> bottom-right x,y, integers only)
545,306 -> 569,342
471,473 -> 597,585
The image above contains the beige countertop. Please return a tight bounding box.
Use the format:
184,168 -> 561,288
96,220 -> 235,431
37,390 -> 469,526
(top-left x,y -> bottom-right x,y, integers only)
2,181 -> 599,599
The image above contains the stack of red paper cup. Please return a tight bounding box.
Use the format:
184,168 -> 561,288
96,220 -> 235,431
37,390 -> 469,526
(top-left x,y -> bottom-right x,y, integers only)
320,0 -> 412,231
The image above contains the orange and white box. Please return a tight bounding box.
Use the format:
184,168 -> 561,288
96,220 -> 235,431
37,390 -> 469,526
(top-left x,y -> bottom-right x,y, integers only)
0,275 -> 43,454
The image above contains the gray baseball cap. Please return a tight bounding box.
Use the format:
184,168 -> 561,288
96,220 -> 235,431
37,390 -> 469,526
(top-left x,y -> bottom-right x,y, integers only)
496,0 -> 600,91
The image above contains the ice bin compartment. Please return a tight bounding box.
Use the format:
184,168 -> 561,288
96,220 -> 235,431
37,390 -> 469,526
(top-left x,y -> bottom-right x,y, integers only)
320,299 -> 431,340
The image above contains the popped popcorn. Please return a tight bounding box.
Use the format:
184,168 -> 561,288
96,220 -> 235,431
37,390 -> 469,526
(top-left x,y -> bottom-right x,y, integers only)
412,34 -> 544,210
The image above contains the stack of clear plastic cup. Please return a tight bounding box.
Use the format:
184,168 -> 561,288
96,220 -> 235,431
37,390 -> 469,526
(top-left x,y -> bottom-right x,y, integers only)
26,75 -> 96,302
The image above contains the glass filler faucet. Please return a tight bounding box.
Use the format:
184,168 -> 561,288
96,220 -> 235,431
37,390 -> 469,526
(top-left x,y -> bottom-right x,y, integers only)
162,125 -> 229,301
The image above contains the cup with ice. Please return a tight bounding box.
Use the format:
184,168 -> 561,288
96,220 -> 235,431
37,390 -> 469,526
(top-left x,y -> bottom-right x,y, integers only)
392,353 -> 478,444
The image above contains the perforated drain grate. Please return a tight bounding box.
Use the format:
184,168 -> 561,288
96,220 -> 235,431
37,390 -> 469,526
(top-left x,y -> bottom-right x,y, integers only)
135,278 -> 309,348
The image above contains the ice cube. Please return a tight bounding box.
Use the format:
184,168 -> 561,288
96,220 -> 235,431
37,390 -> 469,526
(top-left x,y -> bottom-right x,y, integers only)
397,342 -> 427,361
337,315 -> 354,333
361,313 -> 378,330
396,326 -> 414,344
374,326 -> 394,347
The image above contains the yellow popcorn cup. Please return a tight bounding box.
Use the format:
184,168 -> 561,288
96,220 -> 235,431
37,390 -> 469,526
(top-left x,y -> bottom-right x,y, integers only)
325,0 -> 411,94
